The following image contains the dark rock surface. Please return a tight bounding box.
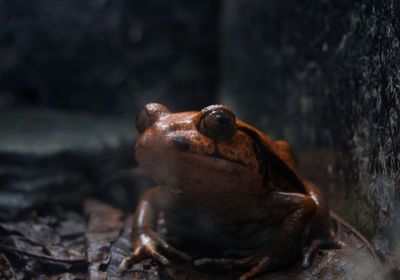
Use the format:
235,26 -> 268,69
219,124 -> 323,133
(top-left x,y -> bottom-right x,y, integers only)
0,197 -> 391,279
0,0 -> 219,114
220,0 -> 400,257
0,208 -> 87,279
0,109 -> 136,219
0,109 -> 134,155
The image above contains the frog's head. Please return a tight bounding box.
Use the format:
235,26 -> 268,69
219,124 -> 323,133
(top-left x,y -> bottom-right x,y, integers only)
135,103 -> 263,199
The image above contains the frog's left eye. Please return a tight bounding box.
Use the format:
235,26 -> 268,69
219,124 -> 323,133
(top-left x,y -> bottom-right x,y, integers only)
136,103 -> 170,134
198,108 -> 237,142
136,109 -> 156,134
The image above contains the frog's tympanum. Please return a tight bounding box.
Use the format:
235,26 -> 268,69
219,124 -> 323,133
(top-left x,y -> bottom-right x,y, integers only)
130,103 -> 343,279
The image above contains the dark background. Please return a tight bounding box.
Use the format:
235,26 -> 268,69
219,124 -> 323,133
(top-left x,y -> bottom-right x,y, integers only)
0,0 -> 399,262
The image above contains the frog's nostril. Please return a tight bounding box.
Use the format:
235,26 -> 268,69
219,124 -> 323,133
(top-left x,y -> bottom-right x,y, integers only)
172,136 -> 190,151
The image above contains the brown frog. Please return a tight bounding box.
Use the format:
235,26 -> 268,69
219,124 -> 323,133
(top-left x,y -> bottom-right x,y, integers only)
127,103 -> 373,279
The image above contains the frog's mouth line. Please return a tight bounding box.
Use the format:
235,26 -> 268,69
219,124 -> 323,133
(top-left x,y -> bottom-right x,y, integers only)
206,150 -> 245,166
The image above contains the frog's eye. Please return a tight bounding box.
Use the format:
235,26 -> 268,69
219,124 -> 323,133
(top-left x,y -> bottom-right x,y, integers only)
136,109 -> 155,134
198,108 -> 237,142
136,103 -> 170,134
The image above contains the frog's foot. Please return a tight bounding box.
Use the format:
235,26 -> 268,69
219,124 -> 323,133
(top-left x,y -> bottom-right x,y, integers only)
195,255 -> 283,280
131,230 -> 192,266
238,256 -> 275,280
301,237 -> 343,267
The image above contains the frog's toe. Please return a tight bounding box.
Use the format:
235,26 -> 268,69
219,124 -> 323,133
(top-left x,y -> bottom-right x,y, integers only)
133,234 -> 171,265
302,239 -> 324,267
302,237 -> 342,267
194,257 -> 251,269
131,243 -> 145,263
146,245 -> 171,265
154,236 -> 193,262
239,256 -> 271,280
119,256 -> 133,271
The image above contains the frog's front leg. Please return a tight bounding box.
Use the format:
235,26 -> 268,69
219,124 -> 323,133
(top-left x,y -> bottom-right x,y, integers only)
196,191 -> 317,280
123,186 -> 192,268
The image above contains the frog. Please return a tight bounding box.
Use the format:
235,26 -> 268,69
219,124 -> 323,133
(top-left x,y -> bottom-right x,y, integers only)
126,103 -> 365,279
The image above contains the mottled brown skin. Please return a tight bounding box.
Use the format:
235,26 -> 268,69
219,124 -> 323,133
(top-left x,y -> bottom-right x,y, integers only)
130,103 -> 340,280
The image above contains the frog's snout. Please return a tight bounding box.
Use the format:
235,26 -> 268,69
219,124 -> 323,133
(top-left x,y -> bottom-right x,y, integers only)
172,135 -> 191,151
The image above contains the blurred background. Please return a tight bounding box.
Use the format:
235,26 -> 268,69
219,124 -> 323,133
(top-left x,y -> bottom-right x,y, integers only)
0,0 -> 399,272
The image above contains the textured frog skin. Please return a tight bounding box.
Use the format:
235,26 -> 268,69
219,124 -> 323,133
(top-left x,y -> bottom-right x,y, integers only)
129,103 -> 343,280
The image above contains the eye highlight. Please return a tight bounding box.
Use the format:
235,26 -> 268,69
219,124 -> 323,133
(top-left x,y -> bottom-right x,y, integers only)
198,108 -> 237,142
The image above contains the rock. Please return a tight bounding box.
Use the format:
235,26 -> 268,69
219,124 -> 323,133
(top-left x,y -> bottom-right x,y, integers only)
0,1 -> 219,115
0,209 -> 87,279
0,108 -> 136,220
0,198 -> 392,279
219,0 -> 400,254
0,108 -> 134,155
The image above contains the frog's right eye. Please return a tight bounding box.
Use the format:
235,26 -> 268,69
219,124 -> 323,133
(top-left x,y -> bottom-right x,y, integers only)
198,107 -> 237,142
136,103 -> 170,134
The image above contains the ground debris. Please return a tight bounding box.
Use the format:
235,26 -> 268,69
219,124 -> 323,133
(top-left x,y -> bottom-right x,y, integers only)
0,253 -> 16,279
0,198 -> 395,280
84,199 -> 125,280
0,207 -> 87,279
